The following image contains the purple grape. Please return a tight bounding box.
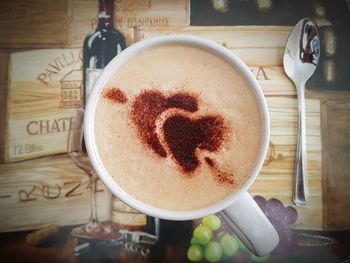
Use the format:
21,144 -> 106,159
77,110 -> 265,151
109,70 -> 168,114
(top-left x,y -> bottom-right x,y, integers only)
253,195 -> 267,213
266,198 -> 285,222
267,216 -> 298,254
281,206 -> 298,225
267,216 -> 285,235
277,229 -> 297,251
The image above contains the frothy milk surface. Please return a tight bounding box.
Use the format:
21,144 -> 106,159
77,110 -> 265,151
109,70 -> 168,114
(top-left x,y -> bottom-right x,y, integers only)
94,44 -> 263,211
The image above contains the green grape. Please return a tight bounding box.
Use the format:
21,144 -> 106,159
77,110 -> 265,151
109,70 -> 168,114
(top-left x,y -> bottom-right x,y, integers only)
204,241 -> 223,262
219,234 -> 239,256
191,236 -> 201,245
250,253 -> 270,262
216,231 -> 226,240
193,225 -> 213,245
202,214 -> 221,231
187,245 -> 203,262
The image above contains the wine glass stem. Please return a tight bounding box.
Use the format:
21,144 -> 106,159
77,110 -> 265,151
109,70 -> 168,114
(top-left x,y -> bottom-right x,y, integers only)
89,172 -> 99,223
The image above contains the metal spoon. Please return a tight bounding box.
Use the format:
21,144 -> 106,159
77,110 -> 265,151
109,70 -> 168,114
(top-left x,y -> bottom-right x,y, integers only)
283,18 -> 320,205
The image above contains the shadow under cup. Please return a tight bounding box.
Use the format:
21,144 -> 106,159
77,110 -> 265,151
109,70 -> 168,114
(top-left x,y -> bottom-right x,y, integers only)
84,35 -> 278,256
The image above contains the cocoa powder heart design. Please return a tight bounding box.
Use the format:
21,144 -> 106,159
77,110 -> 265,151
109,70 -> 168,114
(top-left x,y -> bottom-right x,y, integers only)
130,90 -> 198,158
162,114 -> 226,172
130,89 -> 227,173
103,87 -> 232,183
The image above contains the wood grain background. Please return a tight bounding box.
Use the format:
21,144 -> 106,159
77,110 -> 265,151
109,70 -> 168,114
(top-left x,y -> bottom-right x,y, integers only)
0,154 -> 111,232
1,0 -> 349,233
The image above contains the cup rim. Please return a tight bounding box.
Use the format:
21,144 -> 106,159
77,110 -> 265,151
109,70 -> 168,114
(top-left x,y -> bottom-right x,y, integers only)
84,35 -> 270,220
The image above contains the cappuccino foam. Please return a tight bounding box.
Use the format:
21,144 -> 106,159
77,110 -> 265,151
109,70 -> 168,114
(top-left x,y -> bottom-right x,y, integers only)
94,44 -> 263,211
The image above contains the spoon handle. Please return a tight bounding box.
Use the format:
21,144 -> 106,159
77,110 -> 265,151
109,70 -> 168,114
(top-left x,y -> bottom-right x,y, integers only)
293,81 -> 309,206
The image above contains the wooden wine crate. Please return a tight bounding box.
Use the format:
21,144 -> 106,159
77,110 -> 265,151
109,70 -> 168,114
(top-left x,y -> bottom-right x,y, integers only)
0,49 -> 83,163
317,91 -> 350,231
133,26 -> 291,65
115,0 -> 190,45
250,96 -> 322,231
0,154 -> 111,232
0,0 -> 190,49
133,26 -> 323,230
0,1 -> 69,49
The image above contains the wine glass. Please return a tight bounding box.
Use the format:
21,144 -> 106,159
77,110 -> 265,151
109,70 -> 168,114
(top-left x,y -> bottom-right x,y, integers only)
68,107 -> 105,238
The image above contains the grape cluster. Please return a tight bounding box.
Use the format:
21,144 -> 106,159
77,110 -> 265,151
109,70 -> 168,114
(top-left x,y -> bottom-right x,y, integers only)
187,196 -> 298,262
253,195 -> 298,251
187,215 -> 240,262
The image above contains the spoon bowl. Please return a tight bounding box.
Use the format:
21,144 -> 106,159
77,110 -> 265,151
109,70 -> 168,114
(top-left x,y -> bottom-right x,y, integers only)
283,18 -> 320,205
284,18 -> 320,84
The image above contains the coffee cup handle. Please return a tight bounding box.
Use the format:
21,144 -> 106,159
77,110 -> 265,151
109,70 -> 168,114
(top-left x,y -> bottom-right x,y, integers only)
222,191 -> 279,256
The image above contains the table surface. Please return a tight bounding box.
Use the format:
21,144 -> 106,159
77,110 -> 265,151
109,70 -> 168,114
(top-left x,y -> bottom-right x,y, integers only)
0,224 -> 350,263
1,1 -> 350,262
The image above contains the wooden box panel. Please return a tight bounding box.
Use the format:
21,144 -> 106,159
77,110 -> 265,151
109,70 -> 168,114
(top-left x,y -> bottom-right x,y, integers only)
0,0 -> 69,48
250,97 -> 322,230
115,0 -> 190,45
133,26 -> 290,64
0,49 -> 83,162
0,154 -> 111,232
321,95 -> 350,231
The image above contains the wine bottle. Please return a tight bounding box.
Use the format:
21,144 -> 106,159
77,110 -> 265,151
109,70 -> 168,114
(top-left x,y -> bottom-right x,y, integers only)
147,219 -> 193,263
82,0 -> 126,104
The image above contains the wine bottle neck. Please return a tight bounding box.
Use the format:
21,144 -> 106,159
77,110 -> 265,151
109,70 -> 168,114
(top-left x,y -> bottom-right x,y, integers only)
98,0 -> 114,28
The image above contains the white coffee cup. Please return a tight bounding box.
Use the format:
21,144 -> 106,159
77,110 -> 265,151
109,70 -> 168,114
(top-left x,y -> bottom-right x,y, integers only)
84,35 -> 279,256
